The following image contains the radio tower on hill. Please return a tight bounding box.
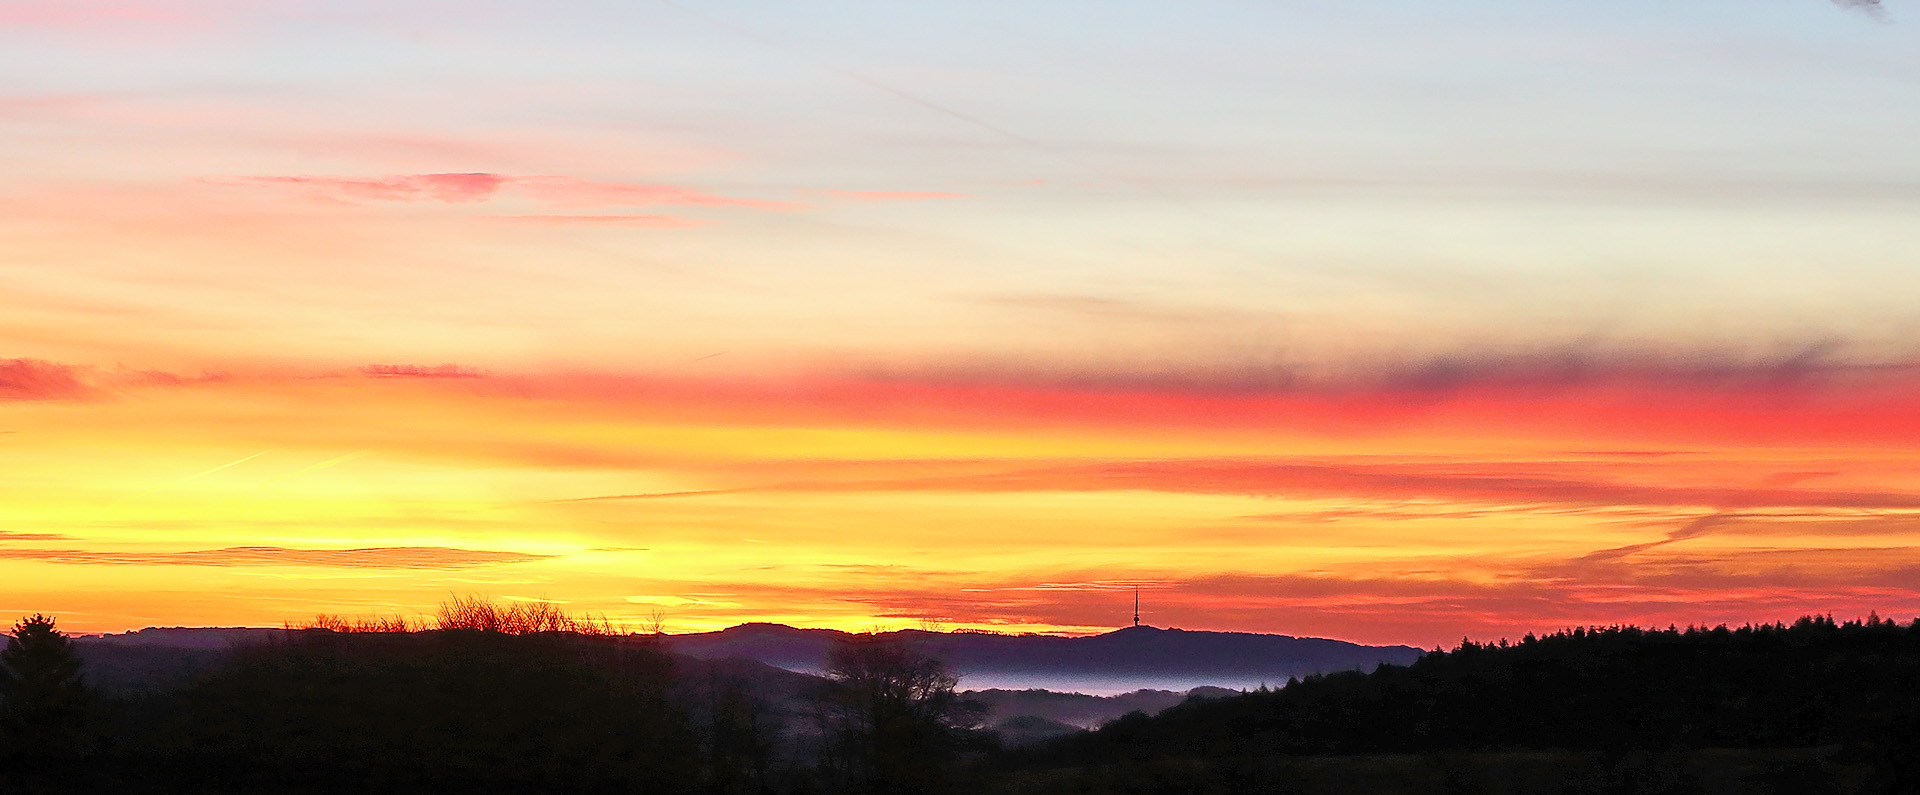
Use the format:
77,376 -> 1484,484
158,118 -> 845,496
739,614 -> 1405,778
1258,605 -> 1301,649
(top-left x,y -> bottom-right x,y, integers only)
1133,586 -> 1141,628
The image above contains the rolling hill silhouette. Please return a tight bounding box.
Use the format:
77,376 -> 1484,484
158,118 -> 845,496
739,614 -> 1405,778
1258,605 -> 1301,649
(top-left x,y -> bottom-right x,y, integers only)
72,622 -> 1420,696
663,623 -> 1422,693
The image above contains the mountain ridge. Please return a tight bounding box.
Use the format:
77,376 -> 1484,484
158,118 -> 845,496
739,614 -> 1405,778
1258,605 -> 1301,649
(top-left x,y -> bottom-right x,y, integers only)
62,621 -> 1422,695
661,622 -> 1423,693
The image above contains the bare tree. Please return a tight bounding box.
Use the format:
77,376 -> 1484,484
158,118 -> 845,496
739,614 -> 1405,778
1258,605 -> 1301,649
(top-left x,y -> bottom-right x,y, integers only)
813,633 -> 981,794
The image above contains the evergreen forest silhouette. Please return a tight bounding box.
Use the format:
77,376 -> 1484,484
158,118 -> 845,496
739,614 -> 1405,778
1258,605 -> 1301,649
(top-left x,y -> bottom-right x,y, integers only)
2,604 -> 1918,794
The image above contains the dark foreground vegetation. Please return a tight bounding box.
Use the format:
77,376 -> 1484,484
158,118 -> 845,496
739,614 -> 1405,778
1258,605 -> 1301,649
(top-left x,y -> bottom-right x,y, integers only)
0,601 -> 988,794
3,608 -> 1918,794
1004,615 -> 1920,794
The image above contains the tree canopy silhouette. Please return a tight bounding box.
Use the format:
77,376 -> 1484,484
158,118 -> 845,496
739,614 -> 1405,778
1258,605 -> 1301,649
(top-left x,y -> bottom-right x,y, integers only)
812,633 -> 984,794
1008,615 -> 1920,792
1,613 -> 91,762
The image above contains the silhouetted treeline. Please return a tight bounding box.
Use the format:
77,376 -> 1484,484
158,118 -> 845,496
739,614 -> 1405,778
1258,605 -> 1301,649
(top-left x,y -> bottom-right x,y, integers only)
1003,615 -> 1920,793
13,611 -> 1920,793
0,607 -> 983,794
155,630 -> 694,792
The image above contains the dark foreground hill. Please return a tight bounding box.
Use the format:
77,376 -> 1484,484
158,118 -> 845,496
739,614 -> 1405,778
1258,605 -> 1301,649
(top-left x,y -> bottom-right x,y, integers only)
66,627 -> 1229,750
73,627 -> 291,692
15,614 -> 1920,793
995,615 -> 1920,794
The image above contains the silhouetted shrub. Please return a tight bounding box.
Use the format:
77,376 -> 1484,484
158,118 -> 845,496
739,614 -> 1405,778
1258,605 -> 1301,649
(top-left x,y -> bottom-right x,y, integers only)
1,614 -> 92,763
156,627 -> 693,792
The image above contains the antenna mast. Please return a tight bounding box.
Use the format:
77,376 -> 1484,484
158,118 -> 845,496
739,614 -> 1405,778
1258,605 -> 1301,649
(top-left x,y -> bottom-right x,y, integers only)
1133,586 -> 1140,628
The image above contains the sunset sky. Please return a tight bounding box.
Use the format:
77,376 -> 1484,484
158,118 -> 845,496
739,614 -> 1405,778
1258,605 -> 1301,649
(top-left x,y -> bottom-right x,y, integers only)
4,0 -> 1920,647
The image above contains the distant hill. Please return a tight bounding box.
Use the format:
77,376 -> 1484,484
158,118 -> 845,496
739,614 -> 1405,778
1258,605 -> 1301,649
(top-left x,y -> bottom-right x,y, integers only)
80,626 -> 292,650
665,623 -> 1421,693
964,688 -> 1188,729
63,622 -> 1420,701
962,686 -> 1249,732
990,714 -> 1084,748
73,627 -> 293,692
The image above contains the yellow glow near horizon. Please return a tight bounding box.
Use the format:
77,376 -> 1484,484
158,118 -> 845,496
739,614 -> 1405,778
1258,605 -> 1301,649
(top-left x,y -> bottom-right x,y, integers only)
5,367 -> 1920,647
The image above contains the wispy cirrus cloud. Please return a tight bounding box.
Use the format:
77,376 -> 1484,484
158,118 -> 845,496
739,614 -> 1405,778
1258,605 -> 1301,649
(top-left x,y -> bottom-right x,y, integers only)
0,1 -> 187,27
359,363 -> 485,379
966,293 -> 1217,324
0,545 -> 551,568
16,352 -> 1920,456
619,548 -> 1920,645
1574,512 -> 1736,563
222,173 -> 974,214
0,359 -> 88,401
230,173 -> 508,204
512,176 -> 792,210
225,173 -> 794,211
1164,560 -> 1920,645
803,189 -> 968,202
7,358 -> 501,402
263,353 -> 1920,464
879,340 -> 1911,395
1536,546 -> 1920,590
558,457 -> 1920,512
0,92 -> 119,119
0,531 -> 70,542
488,214 -> 713,228
0,358 -> 222,401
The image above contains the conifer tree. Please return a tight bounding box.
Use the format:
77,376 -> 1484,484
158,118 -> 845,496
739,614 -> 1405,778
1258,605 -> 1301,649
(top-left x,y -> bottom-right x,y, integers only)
0,613 -> 90,760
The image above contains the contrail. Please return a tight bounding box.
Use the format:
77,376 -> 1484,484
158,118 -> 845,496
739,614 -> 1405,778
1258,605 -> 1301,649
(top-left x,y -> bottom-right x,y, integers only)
257,451 -> 366,485
114,450 -> 273,505
652,0 -> 1051,153
216,450 -> 367,503
1574,511 -> 1733,563
651,0 -> 1212,218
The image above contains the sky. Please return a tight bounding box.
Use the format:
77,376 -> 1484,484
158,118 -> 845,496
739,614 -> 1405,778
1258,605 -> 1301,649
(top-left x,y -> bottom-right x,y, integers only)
3,0 -> 1920,647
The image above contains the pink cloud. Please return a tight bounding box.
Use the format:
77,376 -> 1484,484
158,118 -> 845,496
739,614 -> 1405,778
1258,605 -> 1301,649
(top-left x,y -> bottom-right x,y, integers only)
0,93 -> 110,119
0,359 -> 88,401
238,173 -> 507,204
804,189 -> 969,202
511,176 -> 794,210
557,457 -> 1920,512
0,359 -> 224,401
360,363 -> 486,379
229,173 -> 792,211
0,1 -> 186,27
413,359 -> 1920,454
489,214 -> 713,228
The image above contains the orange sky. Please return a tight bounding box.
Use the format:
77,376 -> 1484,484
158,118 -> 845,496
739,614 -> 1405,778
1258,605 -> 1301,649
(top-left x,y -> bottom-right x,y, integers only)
5,360 -> 1919,647
5,1 -> 1919,647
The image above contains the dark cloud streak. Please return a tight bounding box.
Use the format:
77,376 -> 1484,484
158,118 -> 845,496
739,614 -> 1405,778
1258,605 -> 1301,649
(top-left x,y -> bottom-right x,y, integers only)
559,459 -> 1920,512
0,531 -> 69,541
1832,0 -> 1890,21
0,546 -> 551,568
875,342 -> 1918,396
